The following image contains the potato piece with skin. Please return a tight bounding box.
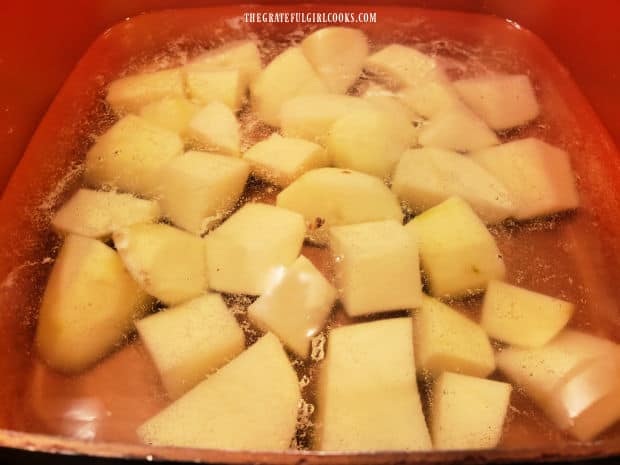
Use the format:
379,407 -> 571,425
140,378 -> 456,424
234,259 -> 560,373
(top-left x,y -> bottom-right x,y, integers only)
36,235 -> 150,373
139,97 -> 199,134
185,68 -> 245,110
250,47 -> 328,126
316,318 -> 431,451
113,223 -> 207,306
392,148 -> 514,224
276,168 -> 403,245
158,151 -> 250,235
106,67 -> 184,114
481,280 -> 574,348
242,133 -> 328,188
187,40 -> 262,86
330,221 -> 423,316
137,293 -> 245,399
280,94 -> 372,144
84,115 -> 183,198
399,80 -> 463,119
205,203 -> 306,295
248,255 -> 336,358
413,296 -> 496,378
431,372 -> 512,450
406,197 -> 506,297
471,138 -> 579,220
454,74 -> 540,130
301,27 -> 368,93
138,333 -> 300,451
187,102 -> 240,157
51,189 -> 160,239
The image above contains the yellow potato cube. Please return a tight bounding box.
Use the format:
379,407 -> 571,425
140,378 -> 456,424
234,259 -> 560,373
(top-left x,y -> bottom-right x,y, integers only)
187,40 -> 262,86
51,188 -> 160,239
205,203 -> 305,295
136,293 -> 245,399
330,220 -> 423,316
158,151 -> 250,235
139,96 -> 199,133
187,102 -> 240,156
431,372 -> 512,450
247,255 -> 336,358
413,296 -> 496,378
35,235 -> 150,373
185,68 -> 245,110
138,333 -> 300,450
399,80 -> 463,119
316,318 -> 432,451
481,280 -> 574,348
406,197 -> 505,297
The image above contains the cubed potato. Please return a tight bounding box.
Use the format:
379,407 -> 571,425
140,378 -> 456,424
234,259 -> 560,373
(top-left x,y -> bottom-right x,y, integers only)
242,133 -> 328,187
496,329 -> 619,407
329,221 -> 423,316
139,97 -> 199,133
470,138 -> 579,220
362,93 -> 422,124
187,40 -> 262,86
413,296 -> 496,378
113,223 -> 207,305
418,106 -> 499,152
431,372 -> 512,450
247,255 -> 337,358
51,189 -> 160,239
365,44 -> 446,88
250,47 -> 328,126
392,148 -> 514,224
301,27 -> 368,93
185,68 -> 245,110
481,280 -> 574,348
406,197 -> 506,297
186,102 -> 240,156
158,151 -> 250,235
84,115 -> 183,197
136,293 -> 245,399
106,67 -> 184,114
277,168 -> 403,245
138,333 -> 300,450
454,74 -> 540,130
327,108 -> 415,179
545,354 -> 620,441
205,203 -> 305,295
35,235 -> 150,373
280,94 -> 372,144
399,80 -> 463,119
316,318 -> 432,451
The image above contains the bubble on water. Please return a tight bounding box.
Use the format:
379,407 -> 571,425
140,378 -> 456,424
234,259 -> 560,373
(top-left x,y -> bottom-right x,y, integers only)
310,332 -> 326,361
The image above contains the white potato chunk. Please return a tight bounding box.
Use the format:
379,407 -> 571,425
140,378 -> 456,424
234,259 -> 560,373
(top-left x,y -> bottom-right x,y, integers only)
136,293 -> 244,399
113,223 -> 207,305
418,106 -> 499,152
431,372 -> 512,450
205,203 -> 305,295
52,189 -> 160,239
392,148 -> 514,224
138,333 -> 300,450
139,97 -> 199,133
187,40 -> 262,86
454,74 -> 540,130
316,318 -> 432,451
471,138 -> 579,220
187,102 -> 240,156
185,68 -> 245,110
35,235 -> 150,373
242,133 -> 328,187
248,255 -> 336,358
481,280 -> 574,348
106,67 -> 184,114
363,93 -> 422,124
158,151 -> 250,235
276,167 -> 403,245
301,27 -> 368,93
250,47 -> 328,126
365,44 -> 446,88
399,80 -> 463,119
406,197 -> 505,297
280,94 -> 372,144
84,115 -> 183,197
329,221 -> 423,316
413,296 -> 496,378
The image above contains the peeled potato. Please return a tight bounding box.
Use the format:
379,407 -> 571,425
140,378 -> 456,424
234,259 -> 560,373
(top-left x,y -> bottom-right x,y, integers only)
139,97 -> 199,133
185,68 -> 245,110
187,102 -> 240,157
187,40 -> 262,86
